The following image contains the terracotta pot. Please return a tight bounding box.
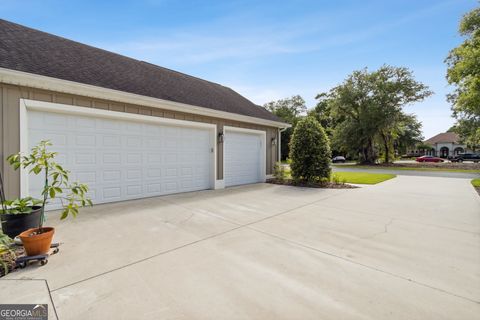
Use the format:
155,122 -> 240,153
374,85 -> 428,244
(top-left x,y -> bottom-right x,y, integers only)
19,227 -> 55,256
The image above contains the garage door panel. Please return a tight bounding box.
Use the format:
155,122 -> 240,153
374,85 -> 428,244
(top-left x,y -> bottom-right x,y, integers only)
224,130 -> 263,187
27,110 -> 212,207
75,116 -> 96,129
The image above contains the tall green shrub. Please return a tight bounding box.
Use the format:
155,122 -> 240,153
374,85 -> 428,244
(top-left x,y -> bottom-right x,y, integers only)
289,117 -> 331,182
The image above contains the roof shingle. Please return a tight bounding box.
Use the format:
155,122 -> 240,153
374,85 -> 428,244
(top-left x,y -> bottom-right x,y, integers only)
425,132 -> 460,144
0,19 -> 283,124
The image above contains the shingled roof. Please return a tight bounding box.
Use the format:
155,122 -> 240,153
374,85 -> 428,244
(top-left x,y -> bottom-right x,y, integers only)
425,132 -> 460,144
0,19 -> 283,124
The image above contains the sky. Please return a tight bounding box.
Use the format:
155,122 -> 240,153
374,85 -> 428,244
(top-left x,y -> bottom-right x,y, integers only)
1,0 -> 477,138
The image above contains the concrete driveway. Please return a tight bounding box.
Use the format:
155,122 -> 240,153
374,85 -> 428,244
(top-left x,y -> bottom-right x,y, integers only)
2,176 -> 479,319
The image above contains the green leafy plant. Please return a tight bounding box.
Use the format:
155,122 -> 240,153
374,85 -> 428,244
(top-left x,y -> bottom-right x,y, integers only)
0,232 -> 15,276
273,162 -> 288,181
331,173 -> 347,185
6,140 -> 92,229
0,197 -> 43,214
289,117 -> 332,183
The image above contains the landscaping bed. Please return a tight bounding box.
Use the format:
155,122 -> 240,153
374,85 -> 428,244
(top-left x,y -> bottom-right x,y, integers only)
0,246 -> 24,277
267,178 -> 357,189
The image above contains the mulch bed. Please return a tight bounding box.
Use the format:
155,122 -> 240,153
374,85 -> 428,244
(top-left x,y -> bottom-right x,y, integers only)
0,246 -> 24,277
267,178 -> 358,189
474,187 -> 480,197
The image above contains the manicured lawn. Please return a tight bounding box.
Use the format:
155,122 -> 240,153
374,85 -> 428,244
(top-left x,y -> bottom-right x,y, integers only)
471,179 -> 480,187
281,167 -> 395,185
334,171 -> 396,184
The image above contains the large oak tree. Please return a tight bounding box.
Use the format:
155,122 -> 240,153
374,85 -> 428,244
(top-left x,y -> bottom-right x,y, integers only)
317,66 -> 431,164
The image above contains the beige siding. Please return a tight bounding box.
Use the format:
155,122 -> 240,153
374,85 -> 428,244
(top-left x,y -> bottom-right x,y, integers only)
0,83 -> 279,198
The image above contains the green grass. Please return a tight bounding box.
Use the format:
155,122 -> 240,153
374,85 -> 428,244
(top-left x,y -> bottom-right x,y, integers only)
280,167 -> 395,185
333,171 -> 396,184
333,164 -> 480,173
472,179 -> 480,187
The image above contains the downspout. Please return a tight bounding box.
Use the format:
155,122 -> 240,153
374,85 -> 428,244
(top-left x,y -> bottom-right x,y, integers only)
278,127 -> 287,162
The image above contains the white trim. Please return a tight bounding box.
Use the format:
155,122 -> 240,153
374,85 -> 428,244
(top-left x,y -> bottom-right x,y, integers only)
19,99 -> 29,198
23,99 -> 216,130
1,68 -> 290,129
19,99 -> 218,194
223,126 -> 267,186
214,180 -> 225,189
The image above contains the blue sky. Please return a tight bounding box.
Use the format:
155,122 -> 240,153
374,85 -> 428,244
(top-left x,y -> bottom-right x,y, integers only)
1,0 -> 476,138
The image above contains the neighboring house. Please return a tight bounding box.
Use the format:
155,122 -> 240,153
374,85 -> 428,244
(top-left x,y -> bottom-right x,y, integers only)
412,132 -> 471,158
0,19 -> 289,205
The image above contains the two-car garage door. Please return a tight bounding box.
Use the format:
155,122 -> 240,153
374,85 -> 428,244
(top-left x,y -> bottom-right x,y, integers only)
27,109 -> 213,205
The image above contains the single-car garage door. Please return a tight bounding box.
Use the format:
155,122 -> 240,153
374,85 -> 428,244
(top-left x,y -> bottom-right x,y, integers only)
26,108 -> 214,206
224,127 -> 265,187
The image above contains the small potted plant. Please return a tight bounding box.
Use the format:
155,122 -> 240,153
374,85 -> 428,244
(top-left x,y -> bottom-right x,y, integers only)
6,140 -> 92,256
1,165 -> 45,237
0,197 -> 43,238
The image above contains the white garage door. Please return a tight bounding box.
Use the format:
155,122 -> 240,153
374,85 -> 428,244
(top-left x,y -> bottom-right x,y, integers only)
224,130 -> 263,187
27,110 -> 213,206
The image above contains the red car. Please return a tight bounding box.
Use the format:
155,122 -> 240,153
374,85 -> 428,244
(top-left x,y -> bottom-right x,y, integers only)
415,155 -> 444,163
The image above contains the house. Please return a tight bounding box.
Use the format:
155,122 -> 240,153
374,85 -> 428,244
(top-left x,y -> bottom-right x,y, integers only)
0,19 -> 289,205
413,132 -> 471,158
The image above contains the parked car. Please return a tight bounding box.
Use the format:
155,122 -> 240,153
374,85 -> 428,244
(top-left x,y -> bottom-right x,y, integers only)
415,155 -> 444,163
449,153 -> 480,163
332,156 -> 346,163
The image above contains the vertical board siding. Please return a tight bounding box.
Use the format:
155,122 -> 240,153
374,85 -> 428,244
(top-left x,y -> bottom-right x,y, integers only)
0,87 -> 4,195
0,83 -> 279,197
2,86 -> 22,198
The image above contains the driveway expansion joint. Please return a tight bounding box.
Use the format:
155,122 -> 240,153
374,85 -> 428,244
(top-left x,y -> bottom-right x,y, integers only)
50,191 -> 348,293
0,278 -> 60,320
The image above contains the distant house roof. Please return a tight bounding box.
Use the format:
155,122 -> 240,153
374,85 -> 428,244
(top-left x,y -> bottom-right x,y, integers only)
425,132 -> 460,145
0,19 -> 284,124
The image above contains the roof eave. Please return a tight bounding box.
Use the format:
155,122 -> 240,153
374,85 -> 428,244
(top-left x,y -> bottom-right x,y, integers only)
0,67 -> 290,129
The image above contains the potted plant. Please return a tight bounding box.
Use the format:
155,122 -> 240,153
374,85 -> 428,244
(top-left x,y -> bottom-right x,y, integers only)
0,197 -> 43,238
6,140 -> 92,256
0,171 -> 44,238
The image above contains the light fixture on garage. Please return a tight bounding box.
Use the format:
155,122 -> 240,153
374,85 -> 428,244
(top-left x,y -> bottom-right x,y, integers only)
271,137 -> 277,146
218,132 -> 224,143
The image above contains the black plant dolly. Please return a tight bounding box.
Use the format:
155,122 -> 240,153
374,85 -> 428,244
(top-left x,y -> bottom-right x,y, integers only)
15,243 -> 61,268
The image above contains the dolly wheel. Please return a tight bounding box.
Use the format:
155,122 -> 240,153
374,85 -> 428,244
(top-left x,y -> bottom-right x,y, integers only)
40,259 -> 48,266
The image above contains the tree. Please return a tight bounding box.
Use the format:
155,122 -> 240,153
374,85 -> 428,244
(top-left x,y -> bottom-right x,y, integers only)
317,66 -> 431,164
393,114 -> 424,156
264,95 -> 306,160
446,6 -> 480,150
289,117 -> 331,182
308,93 -> 346,157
